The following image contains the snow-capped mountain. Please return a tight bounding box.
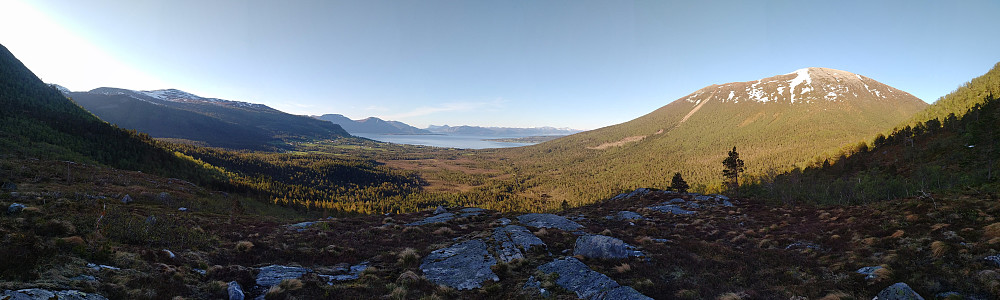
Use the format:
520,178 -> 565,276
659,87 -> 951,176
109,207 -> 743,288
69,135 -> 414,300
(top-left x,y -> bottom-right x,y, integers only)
683,67 -> 917,105
87,87 -> 268,109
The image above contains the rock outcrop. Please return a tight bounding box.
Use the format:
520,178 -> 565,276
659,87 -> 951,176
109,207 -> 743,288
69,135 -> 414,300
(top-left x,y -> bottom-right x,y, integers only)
573,235 -> 644,259
1,289 -> 108,300
874,282 -> 925,300
517,213 -> 584,231
536,257 -> 652,300
420,239 -> 499,290
255,265 -> 311,287
227,281 -> 245,300
492,225 -> 546,262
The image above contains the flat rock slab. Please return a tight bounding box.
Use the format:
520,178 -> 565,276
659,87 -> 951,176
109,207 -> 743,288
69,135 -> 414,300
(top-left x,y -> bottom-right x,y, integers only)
406,212 -> 455,226
875,282 -> 925,300
646,204 -> 695,215
2,289 -> 108,300
605,211 -> 645,221
692,194 -> 734,207
573,235 -> 643,259
492,225 -> 546,262
319,262 -> 369,283
420,239 -> 498,290
256,265 -> 311,287
537,257 -> 652,300
517,213 -> 584,231
458,207 -> 485,217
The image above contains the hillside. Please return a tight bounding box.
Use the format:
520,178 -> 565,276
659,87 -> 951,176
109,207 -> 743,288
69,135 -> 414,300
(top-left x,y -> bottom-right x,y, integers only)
0,43 -> 223,184
66,88 -> 351,150
492,67 -> 927,206
904,62 -> 1000,126
314,114 -> 431,135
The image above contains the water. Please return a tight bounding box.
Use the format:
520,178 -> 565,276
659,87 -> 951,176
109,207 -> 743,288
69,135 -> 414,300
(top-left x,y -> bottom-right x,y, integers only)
353,133 -> 537,149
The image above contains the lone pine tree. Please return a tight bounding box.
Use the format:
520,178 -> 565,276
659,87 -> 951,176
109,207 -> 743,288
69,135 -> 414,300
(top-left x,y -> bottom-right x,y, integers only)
670,172 -> 689,193
722,146 -> 745,196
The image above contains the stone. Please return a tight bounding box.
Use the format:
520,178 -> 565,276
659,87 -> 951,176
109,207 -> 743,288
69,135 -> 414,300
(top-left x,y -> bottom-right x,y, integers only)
857,266 -> 883,280
985,254 -> 1000,267
287,221 -> 320,231
156,192 -> 170,202
178,207 -> 188,212
874,282 -> 925,300
573,235 -> 644,259
537,257 -> 652,300
496,218 -> 512,226
86,263 -> 119,271
668,198 -> 686,204
517,213 -> 584,231
162,249 -> 176,259
610,188 -> 654,201
7,203 -> 26,214
458,207 -> 485,217
605,211 -> 645,221
120,194 -> 133,204
492,225 -> 546,262
1,289 -> 108,300
434,205 -> 447,214
522,276 -> 551,298
406,212 -> 455,226
646,204 -> 695,215
69,275 -> 97,281
255,265 -> 311,287
194,268 -> 207,275
319,261 -> 369,283
420,239 -> 498,290
227,281 -> 245,300
1,182 -> 16,191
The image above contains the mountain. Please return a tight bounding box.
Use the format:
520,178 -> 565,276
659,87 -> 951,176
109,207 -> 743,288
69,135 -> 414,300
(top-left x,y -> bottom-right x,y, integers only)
0,43 -> 222,183
64,87 -> 351,150
314,114 -> 431,134
904,62 -> 1000,126
425,125 -> 581,136
498,67 -> 928,205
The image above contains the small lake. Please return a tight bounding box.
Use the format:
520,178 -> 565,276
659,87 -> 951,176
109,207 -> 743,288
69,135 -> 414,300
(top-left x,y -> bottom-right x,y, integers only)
353,133 -> 538,149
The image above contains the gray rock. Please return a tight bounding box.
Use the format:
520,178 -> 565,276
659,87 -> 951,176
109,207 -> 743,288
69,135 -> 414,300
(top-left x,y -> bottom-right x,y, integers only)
1,182 -> 16,191
8,203 -> 26,214
162,249 -> 176,259
459,207 -> 485,217
406,212 -> 456,226
857,266 -> 884,280
120,194 -> 133,204
228,281 -> 245,300
287,221 -> 321,231
935,292 -> 961,299
573,235 -> 643,259
605,211 -> 645,221
420,239 -> 498,290
668,198 -> 686,204
492,225 -> 546,262
496,218 -> 512,226
178,207 -> 188,212
86,263 -> 119,271
522,276 -> 551,297
1,289 -> 108,300
874,282 -> 925,300
537,257 -> 652,300
517,213 -> 584,231
255,265 -> 311,287
156,192 -> 170,202
194,268 -> 207,275
319,261 -> 369,283
610,188 -> 654,201
69,275 -> 97,281
646,204 -> 695,215
434,205 -> 447,214
985,254 -> 1000,267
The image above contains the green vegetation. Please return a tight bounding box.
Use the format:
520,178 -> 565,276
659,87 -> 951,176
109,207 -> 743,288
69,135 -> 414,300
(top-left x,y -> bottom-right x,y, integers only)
722,146 -> 746,195
670,172 -> 689,193
904,62 -> 1000,127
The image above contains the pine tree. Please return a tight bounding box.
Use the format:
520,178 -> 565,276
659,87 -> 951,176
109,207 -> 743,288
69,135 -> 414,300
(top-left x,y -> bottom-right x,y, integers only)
670,172 -> 689,193
722,146 -> 745,196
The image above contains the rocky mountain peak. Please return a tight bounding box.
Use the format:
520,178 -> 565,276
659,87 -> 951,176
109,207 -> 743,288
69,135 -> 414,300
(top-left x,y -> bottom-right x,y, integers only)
683,67 -> 920,105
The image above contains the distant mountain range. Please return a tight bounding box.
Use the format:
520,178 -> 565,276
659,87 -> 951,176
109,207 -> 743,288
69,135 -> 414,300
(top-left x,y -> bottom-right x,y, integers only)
62,87 -> 350,150
502,67 -> 929,203
314,114 -> 431,134
425,125 -> 581,136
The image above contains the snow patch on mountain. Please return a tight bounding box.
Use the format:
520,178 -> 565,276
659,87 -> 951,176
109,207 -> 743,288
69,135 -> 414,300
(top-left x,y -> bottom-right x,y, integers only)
788,68 -> 813,103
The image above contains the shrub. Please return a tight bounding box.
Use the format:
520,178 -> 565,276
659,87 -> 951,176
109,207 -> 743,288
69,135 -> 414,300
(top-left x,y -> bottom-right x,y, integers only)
397,248 -> 420,266
278,278 -> 303,291
235,241 -> 254,252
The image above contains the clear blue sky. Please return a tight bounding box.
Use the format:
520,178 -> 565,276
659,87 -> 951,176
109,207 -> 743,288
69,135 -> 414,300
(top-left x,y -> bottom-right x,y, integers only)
2,0 -> 998,130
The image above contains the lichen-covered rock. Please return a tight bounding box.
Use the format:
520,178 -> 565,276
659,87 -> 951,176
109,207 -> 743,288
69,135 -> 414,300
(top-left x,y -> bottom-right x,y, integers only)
406,212 -> 455,226
1,289 -> 108,300
646,204 -> 695,215
536,257 -> 652,300
227,281 -> 245,300
517,213 -> 584,231
255,265 -> 311,287
492,225 -> 546,262
420,239 -> 498,290
573,235 -> 643,259
7,203 -> 25,214
874,282 -> 925,300
605,211 -> 645,221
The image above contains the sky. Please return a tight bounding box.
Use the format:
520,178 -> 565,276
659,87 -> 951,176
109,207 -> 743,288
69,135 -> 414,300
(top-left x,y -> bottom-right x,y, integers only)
1,0 -> 998,130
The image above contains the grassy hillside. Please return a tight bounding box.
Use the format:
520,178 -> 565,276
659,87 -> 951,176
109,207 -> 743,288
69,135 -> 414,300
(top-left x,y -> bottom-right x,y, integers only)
904,62 -> 1000,126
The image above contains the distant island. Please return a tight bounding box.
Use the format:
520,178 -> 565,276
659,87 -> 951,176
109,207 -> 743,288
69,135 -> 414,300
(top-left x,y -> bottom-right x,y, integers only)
484,135 -> 566,143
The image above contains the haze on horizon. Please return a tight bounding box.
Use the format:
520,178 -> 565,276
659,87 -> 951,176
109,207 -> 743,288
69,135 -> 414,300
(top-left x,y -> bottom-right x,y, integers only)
1,0 -> 998,130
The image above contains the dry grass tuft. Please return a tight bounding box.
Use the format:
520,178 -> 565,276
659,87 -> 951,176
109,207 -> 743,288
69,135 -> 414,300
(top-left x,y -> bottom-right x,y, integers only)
930,241 -> 949,258
674,289 -> 699,299
614,263 -> 631,273
983,222 -> 1000,239
265,286 -> 285,299
889,230 -> 905,238
278,278 -> 303,291
818,292 -> 852,300
389,285 -> 408,300
600,229 -> 613,235
432,226 -> 454,235
235,240 -> 254,252
397,270 -> 421,285
533,228 -> 548,236
397,248 -> 421,266
905,214 -> 920,222
717,292 -> 746,300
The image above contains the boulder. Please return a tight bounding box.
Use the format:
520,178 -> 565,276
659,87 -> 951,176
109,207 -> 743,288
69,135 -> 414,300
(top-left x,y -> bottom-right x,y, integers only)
985,254 -> 1000,267
517,213 -> 584,231
227,281 -> 245,300
492,225 -> 546,262
434,205 -> 447,214
874,282 -> 925,300
319,261 -> 369,283
458,207 -> 485,217
406,212 -> 455,226
605,211 -> 645,221
120,194 -> 133,204
420,239 -> 498,290
255,265 -> 311,287
856,266 -> 883,280
537,257 -> 652,300
1,289 -> 108,300
522,276 -> 551,298
573,235 -> 643,259
646,204 -> 695,215
8,203 -> 26,214
156,192 -> 170,202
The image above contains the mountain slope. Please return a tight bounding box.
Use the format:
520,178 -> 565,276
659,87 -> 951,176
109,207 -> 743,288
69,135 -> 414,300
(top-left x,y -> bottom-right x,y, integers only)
0,43 -> 222,183
498,67 -> 928,206
67,88 -> 351,150
314,114 -> 431,134
903,62 -> 1000,126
